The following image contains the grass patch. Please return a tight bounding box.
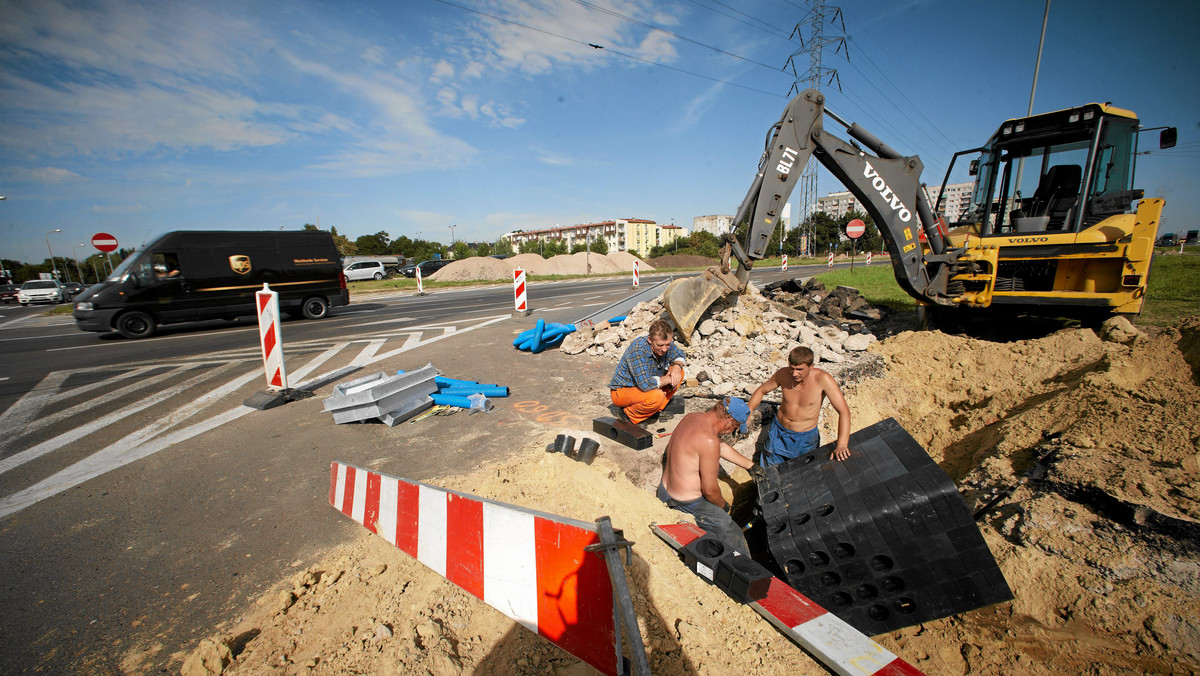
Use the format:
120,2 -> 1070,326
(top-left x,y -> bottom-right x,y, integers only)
813,263 -> 916,313
47,303 -> 75,316
809,252 -> 1200,328
1140,252 -> 1200,327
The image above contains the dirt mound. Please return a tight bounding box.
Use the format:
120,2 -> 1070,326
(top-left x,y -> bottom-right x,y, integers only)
647,254 -> 718,269
183,316 -> 1200,675
426,252 -> 655,282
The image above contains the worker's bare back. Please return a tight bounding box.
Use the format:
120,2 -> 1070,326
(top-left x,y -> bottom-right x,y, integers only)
660,411 -> 717,503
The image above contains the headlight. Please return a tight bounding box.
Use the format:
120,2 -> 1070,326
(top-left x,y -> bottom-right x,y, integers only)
76,301 -> 93,311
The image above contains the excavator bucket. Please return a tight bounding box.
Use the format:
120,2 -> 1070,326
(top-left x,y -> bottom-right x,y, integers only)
662,266 -> 742,344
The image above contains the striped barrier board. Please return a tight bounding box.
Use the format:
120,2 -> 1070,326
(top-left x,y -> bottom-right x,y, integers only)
255,283 -> 288,390
514,267 -> 528,312
330,462 -> 622,675
653,522 -> 924,676
632,260 -> 639,287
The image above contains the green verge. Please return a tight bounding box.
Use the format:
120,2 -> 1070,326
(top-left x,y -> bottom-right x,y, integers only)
810,252 -> 1200,328
812,262 -> 916,314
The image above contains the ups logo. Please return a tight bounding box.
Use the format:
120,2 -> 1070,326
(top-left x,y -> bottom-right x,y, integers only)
229,255 -> 252,275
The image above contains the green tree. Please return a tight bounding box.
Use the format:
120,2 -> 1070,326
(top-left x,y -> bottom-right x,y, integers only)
452,241 -> 471,260
494,238 -> 514,257
354,231 -> 391,255
518,239 -> 541,255
329,226 -> 355,256
543,239 -> 568,257
389,235 -> 413,257
302,223 -> 318,231
476,241 -> 492,257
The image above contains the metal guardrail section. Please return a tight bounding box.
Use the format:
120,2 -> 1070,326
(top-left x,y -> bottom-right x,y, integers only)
322,363 -> 438,425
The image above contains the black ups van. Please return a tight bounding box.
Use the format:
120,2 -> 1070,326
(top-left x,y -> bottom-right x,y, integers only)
74,230 -> 349,339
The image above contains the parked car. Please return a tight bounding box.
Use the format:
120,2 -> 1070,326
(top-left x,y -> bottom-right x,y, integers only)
18,280 -> 65,305
62,281 -> 85,298
400,259 -> 454,278
343,260 -> 388,281
0,283 -> 18,304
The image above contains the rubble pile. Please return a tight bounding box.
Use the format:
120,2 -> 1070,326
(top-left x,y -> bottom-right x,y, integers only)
560,286 -> 884,400
760,278 -> 885,334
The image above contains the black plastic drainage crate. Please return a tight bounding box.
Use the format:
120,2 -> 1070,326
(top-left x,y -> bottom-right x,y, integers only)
756,417 -> 1012,635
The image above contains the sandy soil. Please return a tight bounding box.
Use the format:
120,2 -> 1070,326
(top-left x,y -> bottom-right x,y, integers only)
181,316 -> 1200,675
647,255 -> 718,269
429,253 -> 653,282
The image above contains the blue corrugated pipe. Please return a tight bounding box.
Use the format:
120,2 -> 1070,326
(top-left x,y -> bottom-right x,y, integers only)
438,385 -> 509,398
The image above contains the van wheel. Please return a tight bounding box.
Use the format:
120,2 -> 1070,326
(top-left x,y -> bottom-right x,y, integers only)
373,272 -> 383,280
302,297 -> 329,320
116,311 -> 156,339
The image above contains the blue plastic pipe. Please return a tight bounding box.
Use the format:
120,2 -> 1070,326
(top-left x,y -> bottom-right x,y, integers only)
430,393 -> 477,408
438,385 -> 509,398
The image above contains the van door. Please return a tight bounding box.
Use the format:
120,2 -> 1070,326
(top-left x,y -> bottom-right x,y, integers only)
125,251 -> 202,322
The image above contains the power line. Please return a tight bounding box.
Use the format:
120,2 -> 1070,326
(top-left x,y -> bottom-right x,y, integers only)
429,0 -> 788,98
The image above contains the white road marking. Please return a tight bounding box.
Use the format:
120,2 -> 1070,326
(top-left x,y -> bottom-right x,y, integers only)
0,315 -> 512,519
0,361 -> 244,477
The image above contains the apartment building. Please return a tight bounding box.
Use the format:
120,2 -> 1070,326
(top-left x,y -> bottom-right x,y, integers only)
816,182 -> 975,221
502,219 -> 687,254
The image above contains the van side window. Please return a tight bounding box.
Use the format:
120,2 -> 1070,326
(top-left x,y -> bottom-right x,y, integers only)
152,253 -> 182,280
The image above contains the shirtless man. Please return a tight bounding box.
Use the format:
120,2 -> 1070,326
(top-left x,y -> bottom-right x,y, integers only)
748,346 -> 851,466
657,397 -> 755,556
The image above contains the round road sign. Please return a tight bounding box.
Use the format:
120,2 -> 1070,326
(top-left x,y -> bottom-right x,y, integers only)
846,219 -> 866,239
92,232 -> 118,252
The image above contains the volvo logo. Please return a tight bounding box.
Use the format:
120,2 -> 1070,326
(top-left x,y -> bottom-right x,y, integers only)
863,161 -> 912,222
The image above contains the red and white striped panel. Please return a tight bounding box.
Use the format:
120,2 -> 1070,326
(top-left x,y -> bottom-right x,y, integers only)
255,284 -> 288,390
330,462 -> 617,675
782,254 -> 788,272
415,264 -> 424,294
632,261 -> 639,287
866,251 -> 873,266
513,268 -> 527,311
653,523 -> 925,676
828,252 -> 835,267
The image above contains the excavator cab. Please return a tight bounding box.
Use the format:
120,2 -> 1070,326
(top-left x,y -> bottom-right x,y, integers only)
955,103 -> 1141,237
938,102 -> 1174,315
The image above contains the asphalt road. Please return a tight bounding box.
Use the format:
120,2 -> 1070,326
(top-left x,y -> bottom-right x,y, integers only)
0,263 -> 840,673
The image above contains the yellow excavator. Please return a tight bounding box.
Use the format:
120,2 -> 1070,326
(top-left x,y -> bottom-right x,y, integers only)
664,89 -> 1177,340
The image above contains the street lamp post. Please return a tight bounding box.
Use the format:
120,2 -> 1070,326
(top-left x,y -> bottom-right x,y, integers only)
45,228 -> 63,282
73,244 -> 86,283
448,224 -> 456,247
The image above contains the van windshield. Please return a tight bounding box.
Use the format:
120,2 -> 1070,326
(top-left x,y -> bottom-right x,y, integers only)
109,252 -> 142,281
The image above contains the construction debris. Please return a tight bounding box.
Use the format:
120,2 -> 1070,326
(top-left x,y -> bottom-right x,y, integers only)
560,284 -> 884,401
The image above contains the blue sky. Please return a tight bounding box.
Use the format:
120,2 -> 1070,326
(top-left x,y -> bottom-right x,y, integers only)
1,0 -> 1197,265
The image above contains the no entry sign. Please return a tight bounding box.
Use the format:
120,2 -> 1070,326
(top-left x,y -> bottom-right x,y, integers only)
91,232 -> 118,252
845,219 -> 866,239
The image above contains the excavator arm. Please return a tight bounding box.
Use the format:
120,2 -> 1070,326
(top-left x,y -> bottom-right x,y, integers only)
665,89 -> 964,341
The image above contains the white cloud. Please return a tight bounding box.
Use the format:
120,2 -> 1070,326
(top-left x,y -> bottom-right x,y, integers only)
3,166 -> 83,183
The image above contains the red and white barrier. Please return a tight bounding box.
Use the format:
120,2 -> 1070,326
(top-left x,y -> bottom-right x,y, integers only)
513,267 -> 527,312
782,254 -> 788,272
632,260 -> 639,287
255,283 -> 288,390
415,265 -> 424,294
866,251 -> 873,266
654,523 -> 924,676
330,462 -> 619,676
828,252 -> 835,267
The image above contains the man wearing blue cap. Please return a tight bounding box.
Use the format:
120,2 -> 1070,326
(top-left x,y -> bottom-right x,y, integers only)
657,396 -> 756,556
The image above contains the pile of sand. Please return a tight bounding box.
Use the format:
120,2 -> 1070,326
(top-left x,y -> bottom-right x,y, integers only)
428,253 -> 654,282
181,317 -> 1200,675
647,255 -> 719,269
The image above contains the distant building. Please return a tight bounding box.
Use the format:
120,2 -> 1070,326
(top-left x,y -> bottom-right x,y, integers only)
816,182 -> 974,222
502,219 -> 687,254
692,214 -> 734,237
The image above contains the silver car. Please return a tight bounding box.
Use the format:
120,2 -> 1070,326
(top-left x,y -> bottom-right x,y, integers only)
18,280 -> 64,305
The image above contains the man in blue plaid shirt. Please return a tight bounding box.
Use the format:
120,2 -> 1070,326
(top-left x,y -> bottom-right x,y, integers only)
609,319 -> 685,425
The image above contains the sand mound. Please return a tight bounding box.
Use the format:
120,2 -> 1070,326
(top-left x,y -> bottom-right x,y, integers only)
426,252 -> 654,282
185,316 -> 1200,675
648,254 -> 718,268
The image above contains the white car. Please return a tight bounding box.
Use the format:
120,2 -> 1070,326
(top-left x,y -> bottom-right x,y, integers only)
343,261 -> 387,281
18,280 -> 64,305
